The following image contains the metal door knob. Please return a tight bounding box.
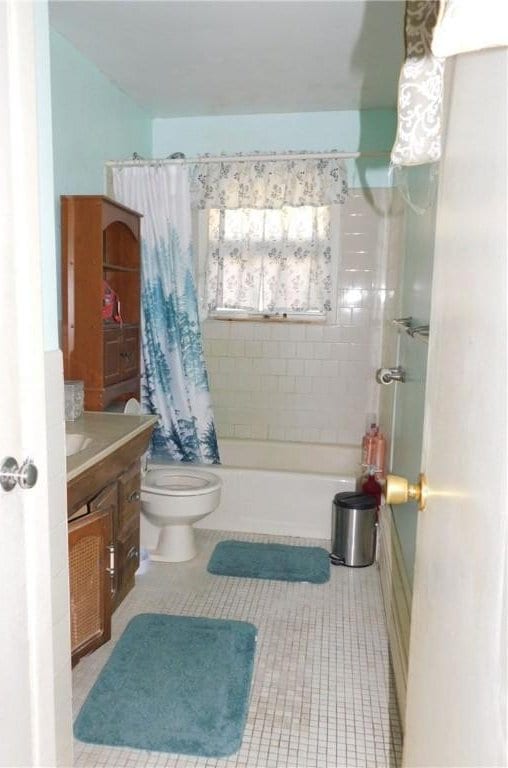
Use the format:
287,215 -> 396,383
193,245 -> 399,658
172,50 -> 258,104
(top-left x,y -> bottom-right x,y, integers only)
0,457 -> 38,492
385,473 -> 428,511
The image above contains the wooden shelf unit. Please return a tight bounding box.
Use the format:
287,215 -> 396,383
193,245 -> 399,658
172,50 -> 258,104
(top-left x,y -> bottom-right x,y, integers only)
62,195 -> 143,411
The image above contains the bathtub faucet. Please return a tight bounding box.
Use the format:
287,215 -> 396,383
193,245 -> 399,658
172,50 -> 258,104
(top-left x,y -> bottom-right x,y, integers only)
375,366 -> 406,385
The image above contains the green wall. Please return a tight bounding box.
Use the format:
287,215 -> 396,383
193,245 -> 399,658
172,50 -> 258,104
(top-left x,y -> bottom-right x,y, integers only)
49,28 -> 152,343
391,165 -> 437,587
152,109 -> 397,188
50,29 -> 151,199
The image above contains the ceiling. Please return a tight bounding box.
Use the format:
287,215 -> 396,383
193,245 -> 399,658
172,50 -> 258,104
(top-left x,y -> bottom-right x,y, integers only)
49,1 -> 405,118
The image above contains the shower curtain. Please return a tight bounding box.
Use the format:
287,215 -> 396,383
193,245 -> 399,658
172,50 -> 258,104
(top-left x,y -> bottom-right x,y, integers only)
111,164 -> 220,463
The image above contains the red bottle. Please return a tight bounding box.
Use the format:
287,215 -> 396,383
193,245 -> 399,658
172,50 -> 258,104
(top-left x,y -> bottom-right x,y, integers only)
362,470 -> 383,510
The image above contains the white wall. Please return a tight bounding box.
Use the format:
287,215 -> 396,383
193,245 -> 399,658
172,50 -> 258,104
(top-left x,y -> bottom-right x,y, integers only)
203,187 -> 404,445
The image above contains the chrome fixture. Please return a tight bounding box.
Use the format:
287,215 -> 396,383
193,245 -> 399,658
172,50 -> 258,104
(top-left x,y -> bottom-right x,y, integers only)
392,317 -> 430,343
376,366 -> 406,385
0,456 -> 38,492
408,325 -> 430,341
106,544 -> 116,595
392,316 -> 413,330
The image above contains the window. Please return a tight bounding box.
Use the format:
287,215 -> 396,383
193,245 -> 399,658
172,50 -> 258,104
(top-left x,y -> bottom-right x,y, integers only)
204,205 -> 334,320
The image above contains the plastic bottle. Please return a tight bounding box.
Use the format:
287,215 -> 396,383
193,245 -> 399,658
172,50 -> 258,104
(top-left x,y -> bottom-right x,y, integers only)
372,430 -> 387,477
361,422 -> 378,468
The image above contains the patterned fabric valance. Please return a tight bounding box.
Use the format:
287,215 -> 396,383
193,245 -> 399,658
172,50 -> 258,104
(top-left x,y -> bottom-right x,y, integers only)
391,1 -> 445,167
391,0 -> 507,167
189,153 -> 348,210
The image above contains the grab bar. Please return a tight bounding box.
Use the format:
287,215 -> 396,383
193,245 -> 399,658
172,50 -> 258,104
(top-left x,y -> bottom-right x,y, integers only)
408,325 -> 430,341
392,316 -> 413,330
392,317 -> 430,343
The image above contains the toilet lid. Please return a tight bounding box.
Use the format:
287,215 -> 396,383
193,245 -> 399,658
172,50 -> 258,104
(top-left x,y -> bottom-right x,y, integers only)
142,467 -> 221,496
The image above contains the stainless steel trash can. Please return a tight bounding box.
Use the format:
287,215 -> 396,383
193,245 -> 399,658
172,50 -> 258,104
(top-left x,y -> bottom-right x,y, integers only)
330,492 -> 377,567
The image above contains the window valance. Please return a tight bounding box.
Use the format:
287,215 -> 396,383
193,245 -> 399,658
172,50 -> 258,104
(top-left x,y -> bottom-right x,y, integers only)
390,0 -> 508,168
190,153 -> 348,210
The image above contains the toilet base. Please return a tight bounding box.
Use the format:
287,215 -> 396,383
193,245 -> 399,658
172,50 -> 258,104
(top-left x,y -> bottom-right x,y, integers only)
149,524 -> 197,563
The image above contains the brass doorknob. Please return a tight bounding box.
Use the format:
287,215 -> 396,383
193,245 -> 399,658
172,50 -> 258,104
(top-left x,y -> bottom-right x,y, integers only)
385,473 -> 428,511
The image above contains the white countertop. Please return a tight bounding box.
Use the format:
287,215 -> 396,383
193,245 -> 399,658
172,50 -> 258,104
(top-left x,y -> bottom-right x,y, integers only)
66,411 -> 158,482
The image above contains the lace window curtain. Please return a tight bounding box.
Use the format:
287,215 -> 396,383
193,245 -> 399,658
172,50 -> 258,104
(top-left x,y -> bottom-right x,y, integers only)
189,153 -> 347,317
207,205 -> 332,315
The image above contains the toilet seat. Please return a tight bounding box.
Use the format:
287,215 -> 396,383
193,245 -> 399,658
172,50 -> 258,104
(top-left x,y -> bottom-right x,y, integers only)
142,467 -> 221,497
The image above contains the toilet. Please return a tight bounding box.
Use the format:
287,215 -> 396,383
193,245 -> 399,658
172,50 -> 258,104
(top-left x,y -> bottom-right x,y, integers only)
141,466 -> 221,562
124,400 -> 222,562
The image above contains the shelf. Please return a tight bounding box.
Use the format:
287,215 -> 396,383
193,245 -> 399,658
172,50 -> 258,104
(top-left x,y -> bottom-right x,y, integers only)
103,262 -> 139,273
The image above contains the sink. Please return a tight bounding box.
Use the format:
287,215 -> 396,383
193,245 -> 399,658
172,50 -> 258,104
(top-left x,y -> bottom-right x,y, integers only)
66,433 -> 93,457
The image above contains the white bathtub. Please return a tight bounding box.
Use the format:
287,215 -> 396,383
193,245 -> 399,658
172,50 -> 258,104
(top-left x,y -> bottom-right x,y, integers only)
195,438 -> 360,540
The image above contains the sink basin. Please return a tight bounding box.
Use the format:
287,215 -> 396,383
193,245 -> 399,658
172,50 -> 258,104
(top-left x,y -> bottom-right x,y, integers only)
66,433 -> 93,457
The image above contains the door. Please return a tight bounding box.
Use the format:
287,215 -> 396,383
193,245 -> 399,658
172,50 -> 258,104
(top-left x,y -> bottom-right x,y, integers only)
402,51 -> 508,766
0,3 -> 71,765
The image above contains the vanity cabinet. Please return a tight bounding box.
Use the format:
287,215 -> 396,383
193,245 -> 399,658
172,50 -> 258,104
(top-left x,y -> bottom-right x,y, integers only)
61,195 -> 142,411
67,425 -> 153,666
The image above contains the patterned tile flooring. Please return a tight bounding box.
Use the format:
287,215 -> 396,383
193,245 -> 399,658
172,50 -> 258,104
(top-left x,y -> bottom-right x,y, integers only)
73,530 -> 402,768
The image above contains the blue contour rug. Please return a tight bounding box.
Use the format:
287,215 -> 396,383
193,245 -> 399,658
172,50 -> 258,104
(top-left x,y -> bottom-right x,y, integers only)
207,540 -> 330,584
74,613 -> 257,757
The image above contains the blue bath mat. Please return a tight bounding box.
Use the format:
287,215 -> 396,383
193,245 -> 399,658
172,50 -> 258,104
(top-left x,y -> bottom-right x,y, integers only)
74,613 -> 257,757
207,540 -> 330,584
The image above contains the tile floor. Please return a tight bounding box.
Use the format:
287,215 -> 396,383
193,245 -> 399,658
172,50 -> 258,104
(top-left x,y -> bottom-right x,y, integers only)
73,530 -> 402,768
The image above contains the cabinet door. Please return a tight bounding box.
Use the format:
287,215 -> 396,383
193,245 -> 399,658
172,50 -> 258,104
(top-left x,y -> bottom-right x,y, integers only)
89,482 -> 118,601
119,326 -> 139,381
103,326 -> 122,386
68,485 -> 116,666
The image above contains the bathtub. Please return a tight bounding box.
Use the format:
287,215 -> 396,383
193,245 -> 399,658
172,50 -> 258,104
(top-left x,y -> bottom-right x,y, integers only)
195,438 -> 360,540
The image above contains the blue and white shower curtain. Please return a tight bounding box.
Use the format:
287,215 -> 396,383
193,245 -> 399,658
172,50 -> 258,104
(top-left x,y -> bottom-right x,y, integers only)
111,164 -> 220,463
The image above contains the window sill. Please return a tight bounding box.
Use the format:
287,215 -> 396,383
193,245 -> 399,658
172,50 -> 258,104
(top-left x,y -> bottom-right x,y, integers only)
209,312 -> 327,324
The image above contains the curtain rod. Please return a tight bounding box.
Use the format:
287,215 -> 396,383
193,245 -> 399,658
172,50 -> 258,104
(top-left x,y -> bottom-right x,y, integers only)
105,150 -> 390,168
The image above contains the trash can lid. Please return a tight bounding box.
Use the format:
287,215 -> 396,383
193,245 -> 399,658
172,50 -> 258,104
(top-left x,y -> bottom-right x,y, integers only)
334,491 -> 377,509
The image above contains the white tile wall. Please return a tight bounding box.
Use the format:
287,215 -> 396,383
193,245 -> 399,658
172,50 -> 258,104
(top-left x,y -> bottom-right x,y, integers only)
202,188 -> 404,446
